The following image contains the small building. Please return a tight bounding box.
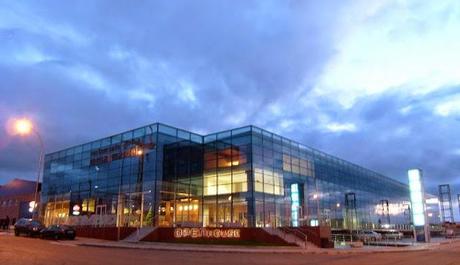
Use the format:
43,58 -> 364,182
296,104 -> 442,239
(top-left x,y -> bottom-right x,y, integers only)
0,178 -> 40,226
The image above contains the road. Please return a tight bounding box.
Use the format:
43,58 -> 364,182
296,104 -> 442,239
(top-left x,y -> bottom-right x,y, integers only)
1,235 -> 460,265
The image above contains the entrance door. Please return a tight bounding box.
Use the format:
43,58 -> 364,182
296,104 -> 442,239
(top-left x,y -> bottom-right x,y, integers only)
95,204 -> 107,227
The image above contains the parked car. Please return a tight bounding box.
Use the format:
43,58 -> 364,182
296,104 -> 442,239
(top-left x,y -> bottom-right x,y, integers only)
445,228 -> 455,238
40,225 -> 76,240
381,230 -> 403,240
14,218 -> 45,237
357,230 -> 382,242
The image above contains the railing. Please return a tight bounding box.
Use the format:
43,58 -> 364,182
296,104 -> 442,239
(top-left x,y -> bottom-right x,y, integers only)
280,227 -> 308,241
332,234 -> 354,246
263,227 -> 331,248
295,227 -> 322,247
263,227 -> 310,248
332,233 -> 411,247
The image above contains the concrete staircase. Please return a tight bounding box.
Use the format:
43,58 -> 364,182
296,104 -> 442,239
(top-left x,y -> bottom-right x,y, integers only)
262,227 -> 317,249
122,227 -> 156,242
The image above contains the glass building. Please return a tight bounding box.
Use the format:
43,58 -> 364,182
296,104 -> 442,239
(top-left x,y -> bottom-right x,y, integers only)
41,123 -> 411,230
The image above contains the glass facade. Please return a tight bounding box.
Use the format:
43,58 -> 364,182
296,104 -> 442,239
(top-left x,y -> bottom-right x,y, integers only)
41,123 -> 410,230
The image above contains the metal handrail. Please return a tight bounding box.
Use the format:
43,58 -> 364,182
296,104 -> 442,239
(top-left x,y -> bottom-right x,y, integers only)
266,227 -> 309,248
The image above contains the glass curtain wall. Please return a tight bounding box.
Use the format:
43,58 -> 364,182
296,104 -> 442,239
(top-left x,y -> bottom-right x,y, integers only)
42,122 -> 411,230
202,126 -> 251,227
250,127 -> 315,228
42,124 -> 158,227
248,126 -> 410,230
149,124 -> 203,227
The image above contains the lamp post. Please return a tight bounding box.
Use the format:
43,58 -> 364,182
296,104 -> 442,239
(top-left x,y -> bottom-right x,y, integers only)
313,193 -> 320,226
116,142 -> 147,240
335,203 -> 341,229
13,118 -> 44,219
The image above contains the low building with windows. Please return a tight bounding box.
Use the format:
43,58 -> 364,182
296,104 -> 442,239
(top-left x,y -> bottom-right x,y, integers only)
0,178 -> 40,226
41,123 -> 416,234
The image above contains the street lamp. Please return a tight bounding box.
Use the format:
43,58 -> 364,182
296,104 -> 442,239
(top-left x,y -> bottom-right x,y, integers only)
335,203 -> 341,228
136,149 -> 143,156
12,118 -> 44,219
117,142 -> 148,240
309,192 -> 320,226
14,118 -> 33,135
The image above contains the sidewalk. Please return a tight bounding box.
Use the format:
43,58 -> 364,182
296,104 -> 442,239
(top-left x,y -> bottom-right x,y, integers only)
0,229 -> 13,236
74,237 -> 458,255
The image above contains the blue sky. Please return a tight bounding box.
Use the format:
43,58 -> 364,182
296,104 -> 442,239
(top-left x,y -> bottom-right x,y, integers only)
1,0 -> 460,198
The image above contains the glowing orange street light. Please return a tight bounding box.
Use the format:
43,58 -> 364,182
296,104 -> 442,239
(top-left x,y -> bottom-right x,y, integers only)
14,118 -> 33,135
136,149 -> 143,156
11,117 -> 44,219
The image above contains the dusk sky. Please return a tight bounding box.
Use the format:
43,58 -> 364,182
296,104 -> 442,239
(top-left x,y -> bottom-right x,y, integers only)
1,0 -> 459,197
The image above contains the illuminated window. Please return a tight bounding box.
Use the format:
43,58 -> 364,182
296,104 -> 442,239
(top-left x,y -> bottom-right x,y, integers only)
264,183 -> 274,194
218,172 -> 232,185
82,198 -> 96,213
232,182 -> 247,193
232,171 -> 248,193
310,219 -> 319,226
291,158 -> 300,174
283,154 -> 313,177
274,185 -> 283,195
44,200 -> 70,226
253,170 -> 284,195
218,184 -> 232,195
255,172 -> 263,192
203,170 -> 247,195
282,154 -> 291,172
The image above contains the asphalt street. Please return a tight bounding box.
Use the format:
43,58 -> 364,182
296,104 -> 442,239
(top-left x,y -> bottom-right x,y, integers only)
1,235 -> 460,265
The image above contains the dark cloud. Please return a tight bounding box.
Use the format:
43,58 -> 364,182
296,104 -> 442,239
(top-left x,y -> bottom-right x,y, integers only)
277,89 -> 460,193
0,0 -> 341,179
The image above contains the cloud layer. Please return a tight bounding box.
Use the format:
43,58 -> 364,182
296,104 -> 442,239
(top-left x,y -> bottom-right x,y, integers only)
1,0 -> 460,199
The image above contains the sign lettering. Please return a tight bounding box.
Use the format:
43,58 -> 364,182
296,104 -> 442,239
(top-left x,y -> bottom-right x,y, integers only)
174,228 -> 241,239
90,142 -> 155,166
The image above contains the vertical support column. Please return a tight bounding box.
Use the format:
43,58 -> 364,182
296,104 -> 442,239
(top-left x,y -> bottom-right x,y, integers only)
290,183 -> 300,227
247,168 -> 255,227
457,194 -> 460,218
247,128 -> 256,227
408,169 -> 430,243
153,123 -> 161,228
380,199 -> 391,227
345,192 -> 357,232
438,184 -> 454,223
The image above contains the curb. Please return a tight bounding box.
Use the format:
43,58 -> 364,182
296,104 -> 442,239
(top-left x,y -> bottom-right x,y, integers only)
77,242 -> 432,255
78,243 -> 306,254
439,239 -> 460,245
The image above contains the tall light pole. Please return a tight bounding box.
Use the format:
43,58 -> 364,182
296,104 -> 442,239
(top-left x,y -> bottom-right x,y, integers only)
13,118 -> 44,219
310,192 -> 320,226
335,203 -> 340,229
117,143 -> 146,240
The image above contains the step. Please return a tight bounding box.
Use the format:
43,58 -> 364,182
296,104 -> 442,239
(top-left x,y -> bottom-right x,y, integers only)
122,227 -> 156,242
262,228 -> 318,249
